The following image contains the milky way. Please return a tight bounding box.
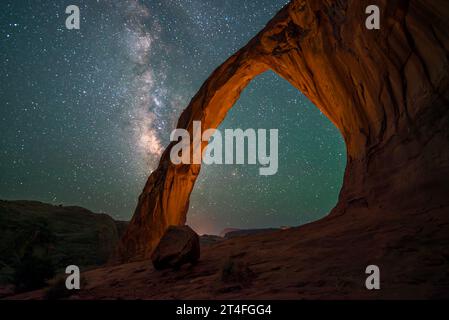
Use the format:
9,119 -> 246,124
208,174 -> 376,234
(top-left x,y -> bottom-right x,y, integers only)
121,0 -> 165,167
1,0 -> 346,234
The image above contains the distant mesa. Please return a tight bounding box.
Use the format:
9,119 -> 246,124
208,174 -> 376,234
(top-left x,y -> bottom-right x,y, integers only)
219,228 -> 241,238
0,199 -> 127,294
220,228 -> 282,239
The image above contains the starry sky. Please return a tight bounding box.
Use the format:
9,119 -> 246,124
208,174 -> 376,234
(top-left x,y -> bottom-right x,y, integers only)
1,0 -> 346,235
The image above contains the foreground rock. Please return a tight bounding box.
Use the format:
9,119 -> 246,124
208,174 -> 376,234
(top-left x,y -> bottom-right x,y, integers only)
151,226 -> 200,270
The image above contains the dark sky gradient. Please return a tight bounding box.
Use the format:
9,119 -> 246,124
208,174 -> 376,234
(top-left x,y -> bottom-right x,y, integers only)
0,0 -> 346,235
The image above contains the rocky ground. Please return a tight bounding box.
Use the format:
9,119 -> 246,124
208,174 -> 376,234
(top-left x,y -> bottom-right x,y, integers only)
7,203 -> 449,300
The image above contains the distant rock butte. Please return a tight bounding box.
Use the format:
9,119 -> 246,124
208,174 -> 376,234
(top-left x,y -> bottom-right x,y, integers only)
219,228 -> 241,238
114,0 -> 449,282
222,228 -> 281,239
0,200 -> 127,289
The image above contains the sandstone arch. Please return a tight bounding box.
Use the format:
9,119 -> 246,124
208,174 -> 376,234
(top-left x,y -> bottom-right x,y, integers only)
115,0 -> 449,262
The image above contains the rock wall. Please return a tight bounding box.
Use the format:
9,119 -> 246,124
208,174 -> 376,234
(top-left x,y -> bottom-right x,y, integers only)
114,0 -> 449,262
0,200 -> 127,284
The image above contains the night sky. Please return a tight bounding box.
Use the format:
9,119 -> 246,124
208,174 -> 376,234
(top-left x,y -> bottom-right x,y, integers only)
1,0 -> 346,235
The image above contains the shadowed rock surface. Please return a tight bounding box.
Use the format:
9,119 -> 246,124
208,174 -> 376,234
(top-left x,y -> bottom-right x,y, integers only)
115,0 -> 449,265
151,226 -> 200,270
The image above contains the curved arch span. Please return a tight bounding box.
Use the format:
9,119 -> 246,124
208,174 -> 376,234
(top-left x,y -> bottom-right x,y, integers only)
114,0 -> 449,262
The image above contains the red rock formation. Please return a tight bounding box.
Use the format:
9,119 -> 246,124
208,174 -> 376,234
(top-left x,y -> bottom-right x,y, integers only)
114,0 -> 449,262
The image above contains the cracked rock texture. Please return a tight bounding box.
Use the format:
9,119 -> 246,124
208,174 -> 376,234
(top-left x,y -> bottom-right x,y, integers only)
114,0 -> 449,266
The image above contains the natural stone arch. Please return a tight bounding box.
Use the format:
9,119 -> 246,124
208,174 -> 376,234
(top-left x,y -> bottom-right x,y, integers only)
114,0 -> 449,262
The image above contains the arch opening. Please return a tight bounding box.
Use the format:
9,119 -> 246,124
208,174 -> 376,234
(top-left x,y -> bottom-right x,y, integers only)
187,71 -> 346,235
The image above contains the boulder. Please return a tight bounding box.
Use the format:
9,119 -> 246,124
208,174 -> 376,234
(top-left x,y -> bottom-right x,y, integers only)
151,225 -> 200,270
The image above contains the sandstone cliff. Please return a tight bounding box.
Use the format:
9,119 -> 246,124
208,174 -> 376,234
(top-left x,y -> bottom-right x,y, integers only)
115,0 -> 449,262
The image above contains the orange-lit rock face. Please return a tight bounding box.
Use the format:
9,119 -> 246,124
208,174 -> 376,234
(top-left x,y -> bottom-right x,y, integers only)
114,0 -> 449,262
